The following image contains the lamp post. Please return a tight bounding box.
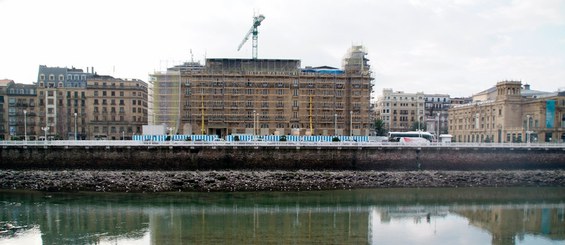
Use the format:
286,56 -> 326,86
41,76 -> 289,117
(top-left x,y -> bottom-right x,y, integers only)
41,126 -> 49,142
350,110 -> 353,139
23,110 -> 27,141
167,127 -> 175,141
253,110 -> 256,137
526,115 -> 531,144
74,112 -> 77,140
437,112 -> 440,142
334,113 -> 337,136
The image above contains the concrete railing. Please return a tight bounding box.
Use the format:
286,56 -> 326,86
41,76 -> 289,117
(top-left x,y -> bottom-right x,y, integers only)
1,140 -> 564,149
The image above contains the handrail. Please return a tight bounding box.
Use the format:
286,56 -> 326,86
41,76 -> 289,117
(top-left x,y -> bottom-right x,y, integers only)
0,140 -> 564,149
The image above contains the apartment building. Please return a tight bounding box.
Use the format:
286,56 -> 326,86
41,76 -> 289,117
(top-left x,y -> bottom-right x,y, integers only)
150,46 -> 373,137
86,76 -> 148,140
34,65 -> 148,140
375,89 -> 425,132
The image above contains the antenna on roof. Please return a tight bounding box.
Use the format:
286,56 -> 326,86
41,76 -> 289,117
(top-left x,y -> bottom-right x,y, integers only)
190,49 -> 194,63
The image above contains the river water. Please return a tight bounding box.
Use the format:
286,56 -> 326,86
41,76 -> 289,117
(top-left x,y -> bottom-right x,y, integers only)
1,187 -> 564,244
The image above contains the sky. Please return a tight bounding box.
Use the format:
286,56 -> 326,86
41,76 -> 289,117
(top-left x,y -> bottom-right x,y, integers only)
0,0 -> 564,97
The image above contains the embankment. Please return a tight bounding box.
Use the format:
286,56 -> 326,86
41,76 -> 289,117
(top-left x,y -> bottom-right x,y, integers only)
1,144 -> 564,170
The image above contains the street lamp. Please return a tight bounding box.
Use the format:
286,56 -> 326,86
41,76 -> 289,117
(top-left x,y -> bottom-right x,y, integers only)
437,112 -> 440,142
253,110 -> 257,137
167,127 -> 175,141
23,110 -> 27,141
41,126 -> 49,142
74,112 -> 77,140
526,115 -> 531,144
334,113 -> 337,136
350,110 -> 353,139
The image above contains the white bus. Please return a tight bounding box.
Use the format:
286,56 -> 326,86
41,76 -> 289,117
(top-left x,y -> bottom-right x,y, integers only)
388,131 -> 435,142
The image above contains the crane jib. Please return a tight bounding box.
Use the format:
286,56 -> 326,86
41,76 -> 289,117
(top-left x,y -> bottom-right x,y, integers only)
237,15 -> 266,59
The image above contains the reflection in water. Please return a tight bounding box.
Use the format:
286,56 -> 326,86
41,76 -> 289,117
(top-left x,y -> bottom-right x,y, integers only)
0,188 -> 564,244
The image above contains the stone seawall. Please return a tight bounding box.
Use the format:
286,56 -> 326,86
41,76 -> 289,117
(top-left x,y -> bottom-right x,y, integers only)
1,145 -> 564,170
1,170 -> 564,192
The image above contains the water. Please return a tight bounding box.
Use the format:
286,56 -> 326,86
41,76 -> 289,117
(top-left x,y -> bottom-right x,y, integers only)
1,188 -> 564,244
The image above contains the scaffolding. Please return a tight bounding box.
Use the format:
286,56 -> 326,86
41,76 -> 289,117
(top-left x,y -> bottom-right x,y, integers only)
147,47 -> 373,137
149,70 -> 182,134
342,45 -> 371,75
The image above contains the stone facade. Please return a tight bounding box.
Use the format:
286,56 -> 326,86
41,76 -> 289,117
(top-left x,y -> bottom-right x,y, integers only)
6,66 -> 152,140
375,89 -> 425,132
448,81 -> 565,143
85,76 -> 148,140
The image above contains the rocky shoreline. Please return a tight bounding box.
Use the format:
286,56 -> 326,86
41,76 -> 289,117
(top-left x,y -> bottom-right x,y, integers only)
1,170 -> 564,192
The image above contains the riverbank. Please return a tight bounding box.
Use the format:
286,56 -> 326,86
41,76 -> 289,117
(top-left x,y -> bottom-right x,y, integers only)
1,170 -> 564,192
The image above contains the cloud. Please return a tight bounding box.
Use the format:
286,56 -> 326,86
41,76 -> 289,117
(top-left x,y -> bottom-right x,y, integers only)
0,0 -> 563,98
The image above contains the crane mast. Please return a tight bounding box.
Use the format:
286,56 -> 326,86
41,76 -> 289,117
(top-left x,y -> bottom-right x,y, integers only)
237,14 -> 265,59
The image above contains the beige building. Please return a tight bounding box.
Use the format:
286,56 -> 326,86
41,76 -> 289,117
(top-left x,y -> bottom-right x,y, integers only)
150,46 -> 373,137
85,76 -> 148,140
0,79 -> 13,140
375,89 -> 425,132
448,81 -> 565,143
35,66 -> 148,140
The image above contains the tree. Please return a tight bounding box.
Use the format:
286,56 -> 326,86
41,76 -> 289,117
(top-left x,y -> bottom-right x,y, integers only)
373,119 -> 387,136
410,121 -> 427,131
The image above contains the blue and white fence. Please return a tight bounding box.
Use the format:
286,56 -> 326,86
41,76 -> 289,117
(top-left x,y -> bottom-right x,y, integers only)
133,135 -> 218,142
134,134 -> 368,142
226,135 -> 369,142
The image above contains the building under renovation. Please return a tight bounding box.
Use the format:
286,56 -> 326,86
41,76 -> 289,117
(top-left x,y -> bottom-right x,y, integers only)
149,46 -> 373,137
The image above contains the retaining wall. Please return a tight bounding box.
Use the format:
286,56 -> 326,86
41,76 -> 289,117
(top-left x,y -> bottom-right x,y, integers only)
1,145 -> 564,170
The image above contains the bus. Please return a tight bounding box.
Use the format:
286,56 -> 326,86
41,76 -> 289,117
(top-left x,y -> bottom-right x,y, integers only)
388,131 -> 435,142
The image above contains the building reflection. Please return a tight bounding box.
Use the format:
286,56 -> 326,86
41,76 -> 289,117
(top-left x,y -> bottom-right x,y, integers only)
148,206 -> 369,244
1,190 -> 565,244
455,206 -> 565,245
0,194 -> 148,244
370,205 -> 565,245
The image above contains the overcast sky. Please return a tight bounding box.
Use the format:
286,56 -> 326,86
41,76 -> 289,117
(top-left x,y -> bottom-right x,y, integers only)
1,0 -> 564,97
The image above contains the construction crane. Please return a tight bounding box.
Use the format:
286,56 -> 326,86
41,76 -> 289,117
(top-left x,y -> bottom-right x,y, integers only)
237,14 -> 265,59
